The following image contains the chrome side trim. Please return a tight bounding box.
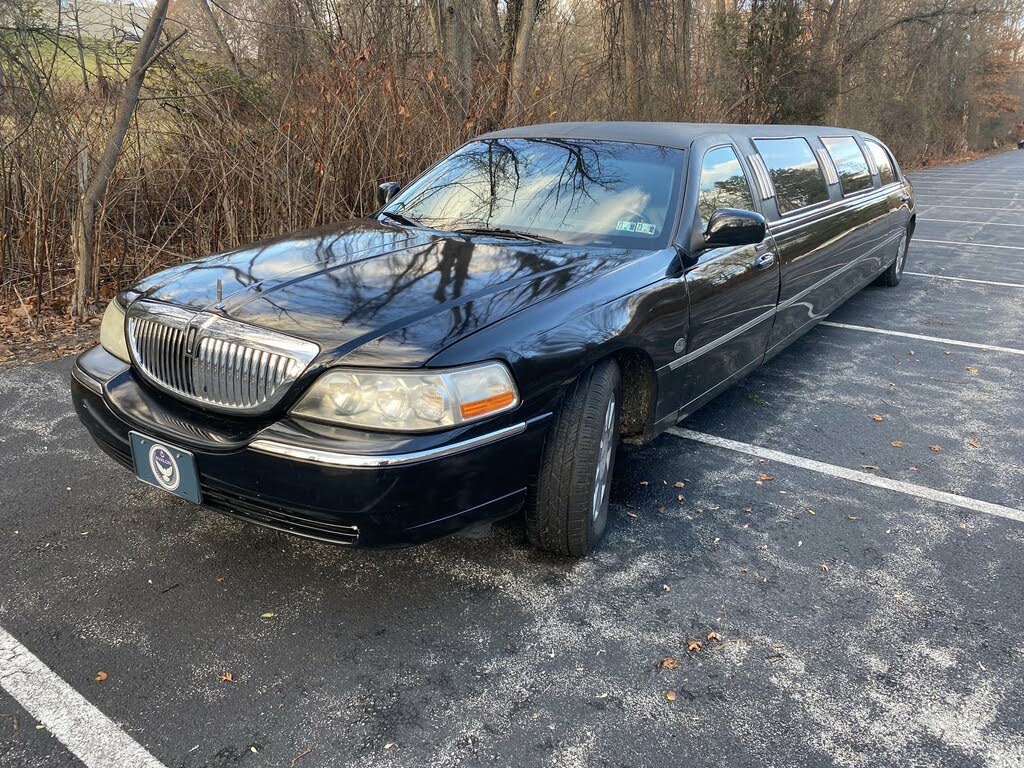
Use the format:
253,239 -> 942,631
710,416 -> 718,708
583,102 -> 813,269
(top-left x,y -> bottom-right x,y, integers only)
660,228 -> 902,373
71,365 -> 103,395
747,154 -> 775,200
770,187 -> 891,233
249,422 -> 529,468
775,229 -> 900,313
864,144 -> 880,176
662,306 -> 777,371
816,147 -> 840,186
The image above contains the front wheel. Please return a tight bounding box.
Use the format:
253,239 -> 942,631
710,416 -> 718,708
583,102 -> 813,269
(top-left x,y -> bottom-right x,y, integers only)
526,360 -> 621,557
875,229 -> 910,287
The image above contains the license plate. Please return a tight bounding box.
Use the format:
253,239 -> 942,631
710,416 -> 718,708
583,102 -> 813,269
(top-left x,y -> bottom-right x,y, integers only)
130,432 -> 201,504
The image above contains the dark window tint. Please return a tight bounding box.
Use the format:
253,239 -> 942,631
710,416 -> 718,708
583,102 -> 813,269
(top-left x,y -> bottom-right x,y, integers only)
821,137 -> 872,195
752,138 -> 829,214
865,140 -> 897,185
698,146 -> 755,227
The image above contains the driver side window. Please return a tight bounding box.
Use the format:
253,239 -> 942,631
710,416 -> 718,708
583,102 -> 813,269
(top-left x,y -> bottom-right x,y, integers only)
698,146 -> 756,228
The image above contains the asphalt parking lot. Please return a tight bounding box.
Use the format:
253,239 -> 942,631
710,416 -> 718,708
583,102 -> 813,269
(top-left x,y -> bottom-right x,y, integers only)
3,152 -> 1024,768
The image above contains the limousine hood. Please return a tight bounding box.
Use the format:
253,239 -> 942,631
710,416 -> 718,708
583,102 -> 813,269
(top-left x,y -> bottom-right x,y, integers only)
130,221 -> 664,367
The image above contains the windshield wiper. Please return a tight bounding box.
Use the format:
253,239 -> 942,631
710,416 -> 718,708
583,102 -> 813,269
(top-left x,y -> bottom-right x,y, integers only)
451,226 -> 562,244
380,210 -> 423,228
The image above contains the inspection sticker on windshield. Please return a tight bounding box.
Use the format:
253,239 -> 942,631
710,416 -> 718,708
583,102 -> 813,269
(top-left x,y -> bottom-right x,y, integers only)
616,221 -> 657,235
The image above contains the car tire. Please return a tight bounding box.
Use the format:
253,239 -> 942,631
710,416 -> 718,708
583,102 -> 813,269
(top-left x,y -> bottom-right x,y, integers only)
875,228 -> 910,287
526,359 -> 621,557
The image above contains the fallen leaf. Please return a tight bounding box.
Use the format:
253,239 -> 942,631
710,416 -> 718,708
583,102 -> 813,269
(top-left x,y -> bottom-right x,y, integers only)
891,440 -> 904,447
687,640 -> 702,653
216,577 -> 225,583
871,414 -> 884,422
676,494 -> 684,502
657,505 -> 666,514
625,509 -> 638,518
820,563 -> 829,573
218,672 -> 234,683
706,631 -> 721,641
965,366 -> 979,375
861,465 -> 879,471
807,508 -> 815,515
944,350 -> 952,355
966,438 -> 980,449
959,523 -> 967,531
662,584 -> 671,592
674,481 -> 685,488
95,671 -> 107,682
758,473 -> 774,482
639,480 -> 649,486
742,506 -> 753,513
661,657 -> 680,670
291,747 -> 312,765
261,612 -> 275,618
929,445 -> 943,452
847,515 -> 859,520
665,690 -> 677,701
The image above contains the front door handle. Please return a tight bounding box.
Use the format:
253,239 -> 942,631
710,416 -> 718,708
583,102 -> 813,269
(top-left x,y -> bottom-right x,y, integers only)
754,252 -> 776,270
900,194 -> 911,204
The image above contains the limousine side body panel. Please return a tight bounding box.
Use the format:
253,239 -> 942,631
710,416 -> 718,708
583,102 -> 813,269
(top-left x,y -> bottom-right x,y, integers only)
767,187 -> 896,350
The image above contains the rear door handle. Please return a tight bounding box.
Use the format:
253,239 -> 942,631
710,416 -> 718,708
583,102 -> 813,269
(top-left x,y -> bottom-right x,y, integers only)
754,252 -> 776,270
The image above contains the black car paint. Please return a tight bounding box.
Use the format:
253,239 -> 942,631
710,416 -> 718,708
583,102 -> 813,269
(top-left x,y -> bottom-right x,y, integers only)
71,123 -> 915,547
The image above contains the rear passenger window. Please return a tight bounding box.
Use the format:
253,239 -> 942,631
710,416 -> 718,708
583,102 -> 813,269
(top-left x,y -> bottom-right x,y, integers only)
752,138 -> 829,214
698,146 -> 755,227
821,137 -> 872,195
865,140 -> 897,185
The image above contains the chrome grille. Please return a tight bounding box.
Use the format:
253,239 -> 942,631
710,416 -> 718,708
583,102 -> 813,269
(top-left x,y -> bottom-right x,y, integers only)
126,301 -> 319,414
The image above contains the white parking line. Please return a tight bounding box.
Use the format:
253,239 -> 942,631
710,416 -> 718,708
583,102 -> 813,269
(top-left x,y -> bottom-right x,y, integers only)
0,625 -> 166,768
922,218 -> 1024,228
668,428 -> 1024,524
913,183 -> 1024,189
820,321 -> 1024,356
915,238 -> 1024,251
916,195 -> 1024,202
920,204 -> 1023,211
904,272 -> 1024,289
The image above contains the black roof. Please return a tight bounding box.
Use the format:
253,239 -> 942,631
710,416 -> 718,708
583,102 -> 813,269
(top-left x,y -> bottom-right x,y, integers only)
477,121 -> 876,150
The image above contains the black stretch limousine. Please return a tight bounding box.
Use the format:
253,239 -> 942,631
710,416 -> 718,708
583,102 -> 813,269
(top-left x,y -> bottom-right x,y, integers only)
72,122 -> 914,555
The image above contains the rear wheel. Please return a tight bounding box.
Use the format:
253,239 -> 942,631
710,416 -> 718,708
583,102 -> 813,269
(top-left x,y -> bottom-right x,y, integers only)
875,229 -> 909,287
526,360 -> 621,557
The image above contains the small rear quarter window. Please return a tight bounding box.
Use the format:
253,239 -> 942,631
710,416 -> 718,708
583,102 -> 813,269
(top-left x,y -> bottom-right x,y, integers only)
752,138 -> 829,214
821,136 -> 873,195
865,139 -> 897,185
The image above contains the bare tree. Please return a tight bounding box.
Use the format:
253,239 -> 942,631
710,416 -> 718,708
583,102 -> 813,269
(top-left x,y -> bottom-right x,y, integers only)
71,0 -> 175,317
426,0 -> 473,115
196,0 -> 241,75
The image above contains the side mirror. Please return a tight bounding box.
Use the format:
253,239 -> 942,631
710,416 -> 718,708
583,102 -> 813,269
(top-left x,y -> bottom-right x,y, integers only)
704,208 -> 767,248
377,182 -> 401,207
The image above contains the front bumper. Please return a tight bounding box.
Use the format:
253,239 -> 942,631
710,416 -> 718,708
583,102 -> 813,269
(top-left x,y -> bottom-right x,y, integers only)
71,346 -> 549,548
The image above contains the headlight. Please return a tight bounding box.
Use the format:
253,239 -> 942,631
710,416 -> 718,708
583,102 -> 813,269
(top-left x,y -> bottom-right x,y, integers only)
292,362 -> 520,432
99,298 -> 130,363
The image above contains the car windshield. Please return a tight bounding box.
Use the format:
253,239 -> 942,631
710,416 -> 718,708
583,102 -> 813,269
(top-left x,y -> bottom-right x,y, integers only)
382,138 -> 686,249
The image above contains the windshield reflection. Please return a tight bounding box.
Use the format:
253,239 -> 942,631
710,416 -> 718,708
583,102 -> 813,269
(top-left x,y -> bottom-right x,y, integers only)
384,138 -> 685,249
